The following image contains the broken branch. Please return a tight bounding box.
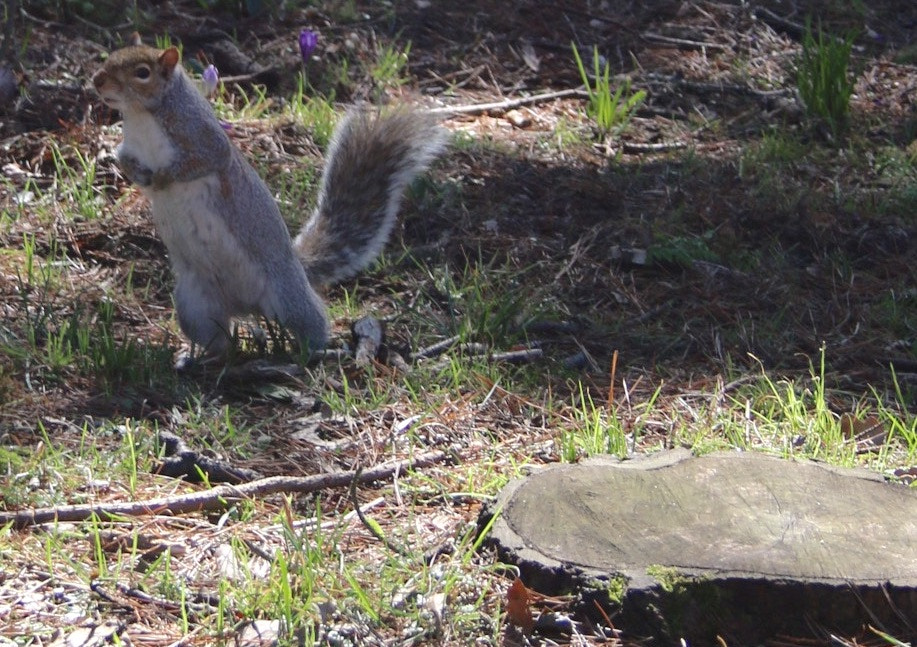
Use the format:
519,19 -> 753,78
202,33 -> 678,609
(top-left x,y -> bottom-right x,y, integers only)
1,451 -> 449,530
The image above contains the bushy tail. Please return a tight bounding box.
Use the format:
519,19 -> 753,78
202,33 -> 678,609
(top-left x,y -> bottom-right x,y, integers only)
293,109 -> 447,286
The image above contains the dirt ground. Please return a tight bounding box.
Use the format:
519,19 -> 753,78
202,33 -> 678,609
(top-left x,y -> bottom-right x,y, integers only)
0,0 -> 915,644
2,1 -> 914,395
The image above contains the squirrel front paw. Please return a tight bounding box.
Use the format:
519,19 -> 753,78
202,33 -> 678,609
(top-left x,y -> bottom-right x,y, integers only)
117,153 -> 154,187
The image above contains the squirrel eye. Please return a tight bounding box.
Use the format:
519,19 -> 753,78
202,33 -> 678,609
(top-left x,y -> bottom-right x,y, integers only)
134,65 -> 151,80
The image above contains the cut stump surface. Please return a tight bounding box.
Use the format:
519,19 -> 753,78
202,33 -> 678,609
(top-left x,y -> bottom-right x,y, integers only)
484,449 -> 917,644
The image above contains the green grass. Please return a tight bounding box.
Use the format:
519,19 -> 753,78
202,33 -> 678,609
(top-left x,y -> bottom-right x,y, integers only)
558,381 -> 628,461
647,232 -> 719,267
796,18 -> 858,139
10,337 -> 912,642
538,116 -> 589,152
49,141 -> 104,221
1,10 -> 915,646
370,40 -> 412,94
289,74 -> 339,147
572,42 -> 646,137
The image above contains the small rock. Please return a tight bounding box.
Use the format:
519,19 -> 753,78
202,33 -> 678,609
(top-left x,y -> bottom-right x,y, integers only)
236,620 -> 281,647
505,109 -> 531,128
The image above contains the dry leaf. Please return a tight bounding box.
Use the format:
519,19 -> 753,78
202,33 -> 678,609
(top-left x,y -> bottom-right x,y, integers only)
506,577 -> 535,634
839,413 -> 887,452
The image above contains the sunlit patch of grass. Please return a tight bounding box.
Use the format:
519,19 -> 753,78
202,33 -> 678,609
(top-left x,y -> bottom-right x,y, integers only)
216,81 -> 273,121
1,9 -> 914,646
538,116 -> 590,153
557,381 -> 628,461
571,42 -> 646,138
49,140 -> 105,221
1,418 -> 161,511
289,74 -> 339,147
661,349 -> 917,472
370,39 -> 412,96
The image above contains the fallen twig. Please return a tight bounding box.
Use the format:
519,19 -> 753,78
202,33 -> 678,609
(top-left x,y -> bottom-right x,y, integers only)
752,6 -> 807,41
489,348 -> 543,364
622,141 -> 688,153
642,32 -> 726,51
752,7 -> 865,51
215,348 -> 353,379
156,431 -> 262,484
413,335 -> 461,360
1,450 -> 449,530
643,72 -> 794,101
428,88 -> 588,116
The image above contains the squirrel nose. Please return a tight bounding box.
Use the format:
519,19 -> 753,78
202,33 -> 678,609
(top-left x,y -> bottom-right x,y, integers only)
92,70 -> 107,89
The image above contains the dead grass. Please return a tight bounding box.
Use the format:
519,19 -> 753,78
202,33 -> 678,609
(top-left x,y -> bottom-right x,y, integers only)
0,0 -> 915,645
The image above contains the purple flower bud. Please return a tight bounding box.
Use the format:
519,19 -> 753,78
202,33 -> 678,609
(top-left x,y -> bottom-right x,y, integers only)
202,64 -> 219,95
299,29 -> 318,62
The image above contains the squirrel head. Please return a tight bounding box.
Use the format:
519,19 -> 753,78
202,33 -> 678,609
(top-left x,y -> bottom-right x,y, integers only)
92,34 -> 181,112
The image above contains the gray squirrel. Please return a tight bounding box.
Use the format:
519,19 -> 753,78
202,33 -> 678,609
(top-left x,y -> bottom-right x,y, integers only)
91,35 -> 446,358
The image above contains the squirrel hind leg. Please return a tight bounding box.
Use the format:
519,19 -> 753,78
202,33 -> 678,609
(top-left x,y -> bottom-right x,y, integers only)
259,273 -> 331,353
174,275 -> 233,357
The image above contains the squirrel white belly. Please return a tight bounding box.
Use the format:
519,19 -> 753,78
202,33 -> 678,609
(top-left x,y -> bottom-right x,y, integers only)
92,34 -> 446,357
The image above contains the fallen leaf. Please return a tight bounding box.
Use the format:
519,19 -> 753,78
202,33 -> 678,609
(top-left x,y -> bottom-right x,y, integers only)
839,413 -> 887,452
506,577 -> 535,634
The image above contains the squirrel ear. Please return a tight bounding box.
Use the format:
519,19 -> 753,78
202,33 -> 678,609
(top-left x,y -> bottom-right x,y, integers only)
129,32 -> 142,47
159,47 -> 180,74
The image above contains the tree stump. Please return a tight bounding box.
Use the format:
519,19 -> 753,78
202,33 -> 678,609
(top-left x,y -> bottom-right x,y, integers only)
483,449 -> 917,645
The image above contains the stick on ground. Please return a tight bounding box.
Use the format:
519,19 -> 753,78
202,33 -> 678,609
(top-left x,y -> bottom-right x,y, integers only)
1,450 -> 449,530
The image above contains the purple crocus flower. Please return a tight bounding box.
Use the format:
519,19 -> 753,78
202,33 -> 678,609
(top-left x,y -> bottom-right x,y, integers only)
202,64 -> 219,96
299,29 -> 318,62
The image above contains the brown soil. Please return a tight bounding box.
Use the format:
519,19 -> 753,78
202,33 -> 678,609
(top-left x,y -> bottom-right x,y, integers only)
0,1 -> 914,644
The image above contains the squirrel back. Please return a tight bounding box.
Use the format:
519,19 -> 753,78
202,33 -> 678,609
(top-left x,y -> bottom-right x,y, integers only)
295,109 -> 446,285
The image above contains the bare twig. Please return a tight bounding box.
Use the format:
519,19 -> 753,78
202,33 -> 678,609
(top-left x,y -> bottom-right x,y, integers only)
752,7 -> 864,51
752,6 -> 807,40
643,72 -> 794,100
220,71 -> 275,84
113,581 -> 212,615
622,141 -> 688,153
642,32 -> 726,51
428,88 -> 588,116
414,335 -> 460,360
216,348 -> 352,380
488,348 -> 543,364
1,451 -> 449,530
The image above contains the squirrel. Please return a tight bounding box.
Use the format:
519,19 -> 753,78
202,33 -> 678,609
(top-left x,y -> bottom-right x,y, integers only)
91,35 -> 446,359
